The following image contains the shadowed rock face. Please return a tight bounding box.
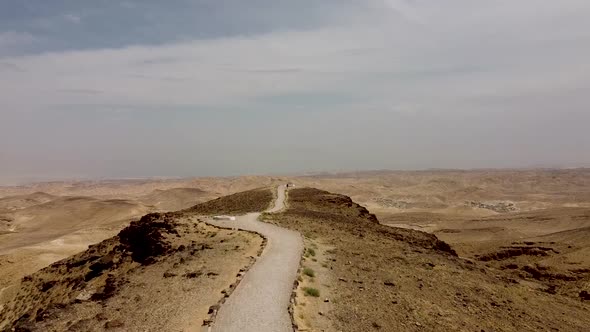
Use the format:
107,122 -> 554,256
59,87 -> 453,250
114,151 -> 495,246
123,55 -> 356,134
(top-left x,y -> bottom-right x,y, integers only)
118,213 -> 179,265
1,212 -> 182,329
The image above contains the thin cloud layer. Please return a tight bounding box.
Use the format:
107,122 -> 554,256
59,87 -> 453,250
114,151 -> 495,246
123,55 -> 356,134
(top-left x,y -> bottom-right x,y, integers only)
0,0 -> 589,183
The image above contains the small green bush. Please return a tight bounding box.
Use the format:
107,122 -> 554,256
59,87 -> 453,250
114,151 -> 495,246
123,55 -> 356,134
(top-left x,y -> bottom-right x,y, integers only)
303,268 -> 315,277
303,287 -> 320,297
307,248 -> 316,257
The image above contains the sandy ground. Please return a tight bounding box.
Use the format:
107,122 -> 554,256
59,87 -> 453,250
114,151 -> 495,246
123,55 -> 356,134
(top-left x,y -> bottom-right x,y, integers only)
292,237 -> 336,331
206,186 -> 304,332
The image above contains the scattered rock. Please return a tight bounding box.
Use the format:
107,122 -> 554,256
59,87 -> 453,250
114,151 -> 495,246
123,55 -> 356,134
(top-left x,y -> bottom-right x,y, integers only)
384,280 -> 396,287
580,291 -> 590,301
544,285 -> 558,295
75,289 -> 95,302
184,271 -> 202,279
163,272 -> 177,278
95,313 -> 108,321
104,319 -> 124,329
465,200 -> 517,213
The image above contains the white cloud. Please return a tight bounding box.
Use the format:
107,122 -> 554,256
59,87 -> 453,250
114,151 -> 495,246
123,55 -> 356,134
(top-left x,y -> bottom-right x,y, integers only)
64,14 -> 82,24
2,1 -> 588,115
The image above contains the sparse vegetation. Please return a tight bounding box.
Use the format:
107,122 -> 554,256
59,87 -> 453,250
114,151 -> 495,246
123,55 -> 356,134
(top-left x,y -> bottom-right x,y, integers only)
303,267 -> 315,277
306,248 -> 316,257
303,287 -> 320,297
271,187 -> 590,332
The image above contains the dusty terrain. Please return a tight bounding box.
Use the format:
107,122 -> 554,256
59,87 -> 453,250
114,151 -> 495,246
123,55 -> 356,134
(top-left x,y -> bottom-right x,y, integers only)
290,169 -> 590,308
0,177 -> 277,297
0,188 -> 274,331
265,187 -> 590,331
2,169 -> 590,331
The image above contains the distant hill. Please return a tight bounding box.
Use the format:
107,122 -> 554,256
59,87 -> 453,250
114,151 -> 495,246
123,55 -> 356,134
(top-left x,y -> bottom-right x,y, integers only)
139,187 -> 211,212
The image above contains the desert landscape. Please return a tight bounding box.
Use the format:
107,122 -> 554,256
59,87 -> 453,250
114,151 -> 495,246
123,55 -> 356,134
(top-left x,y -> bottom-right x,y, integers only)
3,1 -> 589,330
0,176 -> 279,299
295,169 -> 590,299
0,169 -> 589,331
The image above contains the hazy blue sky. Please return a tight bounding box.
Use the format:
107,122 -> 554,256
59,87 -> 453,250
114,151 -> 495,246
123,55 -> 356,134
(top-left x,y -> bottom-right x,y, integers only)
1,1 -> 589,184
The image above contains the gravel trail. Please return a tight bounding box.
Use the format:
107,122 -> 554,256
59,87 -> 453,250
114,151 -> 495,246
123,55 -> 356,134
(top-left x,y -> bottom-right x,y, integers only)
206,185 -> 303,332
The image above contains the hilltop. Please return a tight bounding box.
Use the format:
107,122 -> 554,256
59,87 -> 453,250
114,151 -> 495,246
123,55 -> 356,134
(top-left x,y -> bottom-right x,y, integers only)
264,187 -> 590,331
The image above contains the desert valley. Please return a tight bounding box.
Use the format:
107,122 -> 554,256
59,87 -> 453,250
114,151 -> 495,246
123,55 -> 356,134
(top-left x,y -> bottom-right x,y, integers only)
0,169 -> 589,331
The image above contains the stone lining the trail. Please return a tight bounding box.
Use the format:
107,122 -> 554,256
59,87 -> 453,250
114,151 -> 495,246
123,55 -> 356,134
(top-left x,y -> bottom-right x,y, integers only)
200,218 -> 268,328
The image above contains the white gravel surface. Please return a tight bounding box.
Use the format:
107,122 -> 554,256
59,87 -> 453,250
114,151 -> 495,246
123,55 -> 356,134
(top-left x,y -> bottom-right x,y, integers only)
206,186 -> 303,332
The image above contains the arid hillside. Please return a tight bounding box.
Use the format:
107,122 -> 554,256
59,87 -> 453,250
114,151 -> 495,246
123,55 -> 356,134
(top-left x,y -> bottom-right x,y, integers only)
290,169 -> 590,311
2,170 -> 589,331
0,188 -> 275,331
0,178 -> 276,306
265,187 -> 590,332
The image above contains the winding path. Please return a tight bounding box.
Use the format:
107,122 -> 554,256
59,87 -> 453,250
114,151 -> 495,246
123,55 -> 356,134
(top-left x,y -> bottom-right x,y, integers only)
206,185 -> 303,332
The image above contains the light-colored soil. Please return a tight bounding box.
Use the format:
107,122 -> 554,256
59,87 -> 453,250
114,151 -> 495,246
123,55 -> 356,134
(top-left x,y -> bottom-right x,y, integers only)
292,238 -> 336,332
0,176 -> 280,199
139,187 -> 212,212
